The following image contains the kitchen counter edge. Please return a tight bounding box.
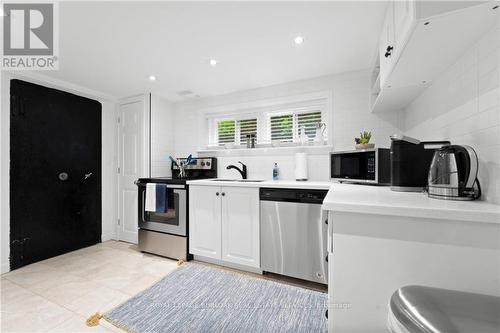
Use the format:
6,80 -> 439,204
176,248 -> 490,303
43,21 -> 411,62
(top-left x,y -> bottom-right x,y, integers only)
321,184 -> 500,224
186,179 -> 333,190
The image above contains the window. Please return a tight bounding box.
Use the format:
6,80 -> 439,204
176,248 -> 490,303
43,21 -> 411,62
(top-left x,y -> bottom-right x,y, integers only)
206,97 -> 328,148
213,118 -> 257,146
297,111 -> 322,138
269,111 -> 322,143
270,114 -> 293,141
217,120 -> 235,144
239,118 -> 258,145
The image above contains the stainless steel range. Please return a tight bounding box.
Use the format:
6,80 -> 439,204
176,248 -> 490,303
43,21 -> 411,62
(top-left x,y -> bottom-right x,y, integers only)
135,157 -> 217,260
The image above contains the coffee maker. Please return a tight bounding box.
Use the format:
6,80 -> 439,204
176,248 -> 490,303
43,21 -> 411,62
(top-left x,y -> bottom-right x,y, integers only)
427,145 -> 481,200
390,135 -> 450,192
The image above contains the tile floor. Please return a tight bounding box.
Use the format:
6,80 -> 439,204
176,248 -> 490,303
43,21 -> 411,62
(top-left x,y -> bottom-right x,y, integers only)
1,240 -> 179,332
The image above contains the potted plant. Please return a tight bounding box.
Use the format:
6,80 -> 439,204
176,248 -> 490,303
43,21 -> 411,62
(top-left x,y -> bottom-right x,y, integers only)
355,131 -> 374,149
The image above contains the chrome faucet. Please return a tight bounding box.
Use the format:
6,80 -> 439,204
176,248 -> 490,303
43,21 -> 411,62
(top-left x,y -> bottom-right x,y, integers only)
226,161 -> 247,179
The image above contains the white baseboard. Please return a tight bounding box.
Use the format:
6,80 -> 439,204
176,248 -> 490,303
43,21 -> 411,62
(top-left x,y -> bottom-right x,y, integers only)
101,233 -> 117,242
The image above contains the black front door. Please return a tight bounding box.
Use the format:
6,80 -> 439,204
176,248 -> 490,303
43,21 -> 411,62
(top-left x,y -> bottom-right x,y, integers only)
10,79 -> 102,270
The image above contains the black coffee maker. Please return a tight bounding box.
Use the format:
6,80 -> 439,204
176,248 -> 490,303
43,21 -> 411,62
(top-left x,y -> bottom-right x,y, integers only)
390,135 -> 450,192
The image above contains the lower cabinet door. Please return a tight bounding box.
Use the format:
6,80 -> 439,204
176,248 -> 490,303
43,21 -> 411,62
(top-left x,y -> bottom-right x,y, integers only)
189,185 -> 221,259
221,187 -> 260,268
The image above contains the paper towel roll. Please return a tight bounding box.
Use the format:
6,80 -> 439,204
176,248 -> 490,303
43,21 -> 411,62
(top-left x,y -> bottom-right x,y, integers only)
295,152 -> 308,181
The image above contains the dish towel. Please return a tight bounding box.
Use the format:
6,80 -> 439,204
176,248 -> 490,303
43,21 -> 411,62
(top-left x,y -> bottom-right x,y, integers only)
145,183 -> 167,213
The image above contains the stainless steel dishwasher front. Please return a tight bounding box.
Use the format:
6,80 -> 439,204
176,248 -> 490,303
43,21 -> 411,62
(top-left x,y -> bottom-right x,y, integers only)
260,187 -> 328,284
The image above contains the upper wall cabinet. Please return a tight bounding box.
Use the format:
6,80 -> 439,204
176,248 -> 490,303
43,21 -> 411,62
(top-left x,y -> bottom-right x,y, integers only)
371,1 -> 499,113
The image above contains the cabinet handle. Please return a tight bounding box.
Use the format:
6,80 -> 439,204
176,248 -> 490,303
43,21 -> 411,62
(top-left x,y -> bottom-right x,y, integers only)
221,192 -> 226,196
216,192 -> 220,196
384,45 -> 393,58
325,255 -> 328,263
325,219 -> 328,225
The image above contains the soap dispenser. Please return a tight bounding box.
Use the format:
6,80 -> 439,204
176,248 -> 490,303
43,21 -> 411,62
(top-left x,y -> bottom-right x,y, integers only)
273,163 -> 279,180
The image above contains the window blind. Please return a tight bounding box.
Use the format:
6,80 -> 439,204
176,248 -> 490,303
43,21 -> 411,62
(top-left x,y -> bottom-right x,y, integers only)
239,118 -> 257,145
207,103 -> 325,148
297,111 -> 322,138
217,120 -> 235,144
270,114 -> 294,142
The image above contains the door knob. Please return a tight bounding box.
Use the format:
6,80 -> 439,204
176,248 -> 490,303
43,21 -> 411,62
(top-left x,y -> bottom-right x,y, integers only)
58,172 -> 69,181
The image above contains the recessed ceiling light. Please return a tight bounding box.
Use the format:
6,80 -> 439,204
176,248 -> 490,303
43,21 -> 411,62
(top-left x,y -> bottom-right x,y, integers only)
209,59 -> 218,66
294,36 -> 304,45
148,75 -> 156,81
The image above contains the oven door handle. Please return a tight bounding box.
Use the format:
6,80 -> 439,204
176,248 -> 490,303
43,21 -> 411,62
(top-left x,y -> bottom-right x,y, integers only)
136,182 -> 185,189
142,191 -> 147,222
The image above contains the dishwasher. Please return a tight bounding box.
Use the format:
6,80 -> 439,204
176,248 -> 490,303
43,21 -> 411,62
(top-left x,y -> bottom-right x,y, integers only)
260,187 -> 329,284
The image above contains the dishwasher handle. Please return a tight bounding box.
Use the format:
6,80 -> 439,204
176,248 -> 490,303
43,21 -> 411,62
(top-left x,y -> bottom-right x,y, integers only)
260,188 -> 327,204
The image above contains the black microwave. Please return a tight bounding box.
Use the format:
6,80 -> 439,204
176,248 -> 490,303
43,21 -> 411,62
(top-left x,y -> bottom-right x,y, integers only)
330,148 -> 390,184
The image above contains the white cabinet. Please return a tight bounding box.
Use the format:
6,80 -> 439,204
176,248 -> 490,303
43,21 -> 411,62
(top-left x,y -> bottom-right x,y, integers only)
189,185 -> 222,259
221,187 -> 260,267
378,0 -> 416,88
189,185 -> 260,269
371,1 -> 495,113
393,0 -> 415,51
378,2 -> 396,87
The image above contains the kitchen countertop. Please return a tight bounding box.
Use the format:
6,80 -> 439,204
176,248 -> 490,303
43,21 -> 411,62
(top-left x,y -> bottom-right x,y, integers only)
186,179 -> 333,190
322,183 -> 500,224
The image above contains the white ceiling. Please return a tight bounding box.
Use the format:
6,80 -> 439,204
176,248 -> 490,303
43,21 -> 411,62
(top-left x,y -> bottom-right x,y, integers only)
42,1 -> 388,101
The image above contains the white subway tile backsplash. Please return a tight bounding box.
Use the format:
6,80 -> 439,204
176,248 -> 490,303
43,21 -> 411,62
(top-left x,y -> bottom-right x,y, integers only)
478,88 -> 498,112
478,69 -> 499,94
478,48 -> 499,77
404,24 -> 500,203
174,70 -> 401,181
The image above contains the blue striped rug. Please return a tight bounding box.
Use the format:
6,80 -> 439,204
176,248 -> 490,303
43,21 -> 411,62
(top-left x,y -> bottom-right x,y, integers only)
104,263 -> 327,332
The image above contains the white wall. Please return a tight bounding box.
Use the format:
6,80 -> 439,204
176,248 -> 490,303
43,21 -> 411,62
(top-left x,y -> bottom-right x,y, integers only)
0,72 -> 117,273
173,70 -> 403,180
404,24 -> 500,204
150,94 -> 175,177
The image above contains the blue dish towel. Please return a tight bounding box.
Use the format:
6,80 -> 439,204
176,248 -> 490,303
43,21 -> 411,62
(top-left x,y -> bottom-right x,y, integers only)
155,184 -> 167,213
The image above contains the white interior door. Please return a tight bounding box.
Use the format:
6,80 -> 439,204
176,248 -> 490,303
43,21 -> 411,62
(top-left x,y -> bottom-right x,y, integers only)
117,95 -> 149,244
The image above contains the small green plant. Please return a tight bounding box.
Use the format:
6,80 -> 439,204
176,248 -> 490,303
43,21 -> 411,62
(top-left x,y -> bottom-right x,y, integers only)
355,131 -> 372,144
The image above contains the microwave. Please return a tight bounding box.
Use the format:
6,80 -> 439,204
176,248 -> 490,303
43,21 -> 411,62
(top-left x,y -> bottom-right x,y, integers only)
330,148 -> 390,184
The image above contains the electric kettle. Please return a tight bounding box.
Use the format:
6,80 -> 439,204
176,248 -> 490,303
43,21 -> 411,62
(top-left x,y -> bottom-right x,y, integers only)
427,145 -> 481,200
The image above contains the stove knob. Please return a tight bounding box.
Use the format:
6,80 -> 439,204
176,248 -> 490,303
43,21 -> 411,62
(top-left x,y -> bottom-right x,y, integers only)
206,161 -> 211,166
201,162 -> 205,166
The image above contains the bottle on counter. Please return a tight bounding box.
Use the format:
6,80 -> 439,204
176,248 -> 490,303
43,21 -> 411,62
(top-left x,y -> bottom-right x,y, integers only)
273,163 -> 279,180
